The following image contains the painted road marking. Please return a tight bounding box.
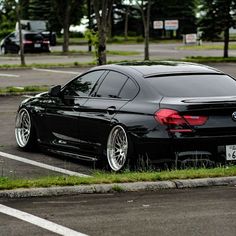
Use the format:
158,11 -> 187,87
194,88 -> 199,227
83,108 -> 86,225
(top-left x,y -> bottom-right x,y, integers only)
0,204 -> 88,236
33,68 -> 80,75
0,73 -> 20,77
0,151 -> 90,177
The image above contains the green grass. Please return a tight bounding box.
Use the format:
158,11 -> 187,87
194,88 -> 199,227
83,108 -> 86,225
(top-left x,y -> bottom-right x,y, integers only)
0,166 -> 235,190
185,56 -> 236,63
56,36 -> 182,45
0,85 -> 49,94
179,44 -> 236,50
0,55 -> 236,70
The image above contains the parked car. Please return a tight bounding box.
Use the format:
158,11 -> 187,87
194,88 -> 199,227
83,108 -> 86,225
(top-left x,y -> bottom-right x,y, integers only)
0,31 -> 50,54
15,61 -> 236,171
16,20 -> 57,46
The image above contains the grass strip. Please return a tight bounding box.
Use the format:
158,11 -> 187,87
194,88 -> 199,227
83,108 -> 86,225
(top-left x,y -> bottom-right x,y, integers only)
0,86 -> 49,94
184,56 -> 236,63
50,50 -> 140,56
0,56 -> 236,70
0,166 -> 235,190
178,44 -> 236,50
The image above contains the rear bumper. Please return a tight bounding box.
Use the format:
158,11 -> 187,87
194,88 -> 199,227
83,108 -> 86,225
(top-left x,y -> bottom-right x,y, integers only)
134,135 -> 236,164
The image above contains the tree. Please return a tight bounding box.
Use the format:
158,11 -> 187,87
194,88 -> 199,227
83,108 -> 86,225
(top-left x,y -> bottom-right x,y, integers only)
136,0 -> 151,60
16,1 -> 25,66
92,0 -> 114,65
28,0 -> 51,20
199,0 -> 236,57
53,0 -> 85,52
0,0 -> 17,31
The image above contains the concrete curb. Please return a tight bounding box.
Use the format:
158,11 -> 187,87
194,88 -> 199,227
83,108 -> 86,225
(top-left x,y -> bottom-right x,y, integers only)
0,176 -> 236,199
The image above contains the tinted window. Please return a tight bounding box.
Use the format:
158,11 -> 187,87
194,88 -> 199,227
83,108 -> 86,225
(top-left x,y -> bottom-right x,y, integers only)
64,70 -> 105,96
146,74 -> 236,97
24,33 -> 43,40
96,71 -> 128,98
119,79 -> 139,99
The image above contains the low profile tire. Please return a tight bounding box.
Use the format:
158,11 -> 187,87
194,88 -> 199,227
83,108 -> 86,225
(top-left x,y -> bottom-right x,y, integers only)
106,125 -> 129,171
15,108 -> 37,150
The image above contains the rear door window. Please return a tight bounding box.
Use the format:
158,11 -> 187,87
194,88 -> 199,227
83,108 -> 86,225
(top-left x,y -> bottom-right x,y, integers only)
96,71 -> 128,98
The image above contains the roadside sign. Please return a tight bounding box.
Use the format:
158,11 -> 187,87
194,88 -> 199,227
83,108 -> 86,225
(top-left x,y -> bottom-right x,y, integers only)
153,21 -> 163,29
185,34 -> 197,44
164,20 -> 179,30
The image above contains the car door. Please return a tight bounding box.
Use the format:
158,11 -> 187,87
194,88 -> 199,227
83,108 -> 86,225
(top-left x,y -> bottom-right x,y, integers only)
4,33 -> 19,53
77,70 -> 139,157
41,70 -> 106,152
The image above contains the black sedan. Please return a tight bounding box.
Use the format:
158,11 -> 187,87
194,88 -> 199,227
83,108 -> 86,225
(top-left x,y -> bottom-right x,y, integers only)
15,61 -> 236,171
0,31 -> 50,54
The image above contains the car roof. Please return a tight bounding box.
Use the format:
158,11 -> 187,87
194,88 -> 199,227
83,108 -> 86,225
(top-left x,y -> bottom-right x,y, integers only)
94,61 -> 223,78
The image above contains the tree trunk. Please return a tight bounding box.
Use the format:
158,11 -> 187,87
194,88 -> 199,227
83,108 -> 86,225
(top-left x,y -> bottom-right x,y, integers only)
92,0 -> 113,65
98,26 -> 107,65
17,4 -> 25,66
87,0 -> 92,52
63,1 -> 71,53
223,27 -> 229,58
107,3 -> 113,40
139,0 -> 150,60
124,5 -> 130,40
144,0 -> 150,60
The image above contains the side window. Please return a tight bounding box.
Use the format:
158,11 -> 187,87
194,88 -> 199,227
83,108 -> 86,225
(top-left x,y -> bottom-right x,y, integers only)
96,71 -> 128,98
64,70 -> 105,96
119,79 -> 139,100
8,33 -> 16,40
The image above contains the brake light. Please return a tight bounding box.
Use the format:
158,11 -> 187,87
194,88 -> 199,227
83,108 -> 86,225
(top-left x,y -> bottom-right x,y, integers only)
23,40 -> 33,44
43,40 -> 50,44
155,109 -> 208,133
155,109 -> 186,126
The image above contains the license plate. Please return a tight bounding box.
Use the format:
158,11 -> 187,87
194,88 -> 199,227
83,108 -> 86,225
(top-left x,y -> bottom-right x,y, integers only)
226,145 -> 236,160
34,43 -> 41,48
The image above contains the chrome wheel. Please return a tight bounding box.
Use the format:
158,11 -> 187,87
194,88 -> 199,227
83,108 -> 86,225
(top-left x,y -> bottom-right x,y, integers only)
107,125 -> 128,171
15,109 -> 31,148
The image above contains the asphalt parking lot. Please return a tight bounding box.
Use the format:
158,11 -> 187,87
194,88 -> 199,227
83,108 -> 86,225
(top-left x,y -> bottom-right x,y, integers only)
1,187 -> 236,236
0,95 -> 94,179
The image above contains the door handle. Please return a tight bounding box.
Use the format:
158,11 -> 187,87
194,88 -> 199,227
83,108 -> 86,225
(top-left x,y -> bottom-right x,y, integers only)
107,106 -> 116,114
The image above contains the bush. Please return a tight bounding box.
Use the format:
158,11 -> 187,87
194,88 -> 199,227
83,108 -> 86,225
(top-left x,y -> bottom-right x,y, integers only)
69,31 -> 84,38
0,29 -> 13,40
136,36 -> 144,43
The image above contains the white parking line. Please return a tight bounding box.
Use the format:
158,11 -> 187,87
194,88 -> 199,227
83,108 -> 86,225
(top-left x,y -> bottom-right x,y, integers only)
0,151 -> 90,177
0,204 -> 88,236
0,73 -> 20,77
33,68 -> 80,75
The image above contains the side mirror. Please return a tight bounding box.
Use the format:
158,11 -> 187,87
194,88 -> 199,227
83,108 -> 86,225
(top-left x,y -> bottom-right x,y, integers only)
48,85 -> 61,97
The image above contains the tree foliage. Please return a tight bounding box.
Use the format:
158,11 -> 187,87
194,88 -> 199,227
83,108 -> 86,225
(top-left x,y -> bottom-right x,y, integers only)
198,0 -> 236,57
199,0 -> 236,39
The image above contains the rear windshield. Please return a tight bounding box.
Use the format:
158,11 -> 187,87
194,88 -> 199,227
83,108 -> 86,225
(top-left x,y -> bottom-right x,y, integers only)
146,74 -> 236,97
24,34 -> 42,40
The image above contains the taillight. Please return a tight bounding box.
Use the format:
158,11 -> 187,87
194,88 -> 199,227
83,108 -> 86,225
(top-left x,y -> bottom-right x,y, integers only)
155,109 -> 208,133
155,109 -> 186,126
23,40 -> 33,44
